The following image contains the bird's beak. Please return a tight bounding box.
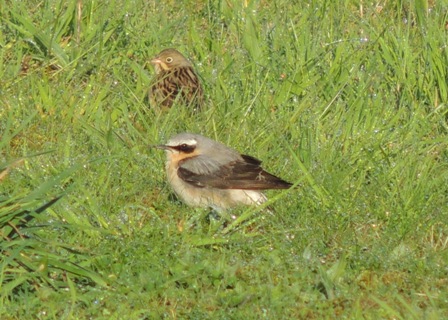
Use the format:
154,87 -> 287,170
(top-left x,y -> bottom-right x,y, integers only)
152,144 -> 170,150
150,58 -> 162,65
150,58 -> 169,72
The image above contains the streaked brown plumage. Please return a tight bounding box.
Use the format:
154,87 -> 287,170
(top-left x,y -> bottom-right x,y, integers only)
149,48 -> 204,110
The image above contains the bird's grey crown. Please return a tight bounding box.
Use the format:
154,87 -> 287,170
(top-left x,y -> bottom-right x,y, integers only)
167,137 -> 197,148
166,133 -> 236,156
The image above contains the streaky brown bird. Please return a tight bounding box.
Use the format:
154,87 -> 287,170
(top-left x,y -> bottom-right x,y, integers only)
149,48 -> 204,110
156,133 -> 292,212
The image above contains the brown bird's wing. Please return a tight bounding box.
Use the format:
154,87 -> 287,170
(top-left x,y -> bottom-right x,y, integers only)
178,154 -> 292,190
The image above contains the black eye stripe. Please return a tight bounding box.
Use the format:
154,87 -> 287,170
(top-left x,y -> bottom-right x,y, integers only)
173,143 -> 196,153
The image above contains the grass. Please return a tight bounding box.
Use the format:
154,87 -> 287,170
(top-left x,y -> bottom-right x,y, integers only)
1,0 -> 447,318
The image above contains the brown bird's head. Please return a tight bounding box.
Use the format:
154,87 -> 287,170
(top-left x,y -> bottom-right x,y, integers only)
150,48 -> 193,74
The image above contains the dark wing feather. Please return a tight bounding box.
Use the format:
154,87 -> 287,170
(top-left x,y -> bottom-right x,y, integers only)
178,154 -> 292,190
240,154 -> 262,166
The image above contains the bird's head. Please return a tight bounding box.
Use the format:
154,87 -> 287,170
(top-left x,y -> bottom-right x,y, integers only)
150,48 -> 192,73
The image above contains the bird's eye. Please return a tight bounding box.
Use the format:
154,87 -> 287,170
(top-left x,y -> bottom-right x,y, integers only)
177,143 -> 195,153
166,57 -> 173,63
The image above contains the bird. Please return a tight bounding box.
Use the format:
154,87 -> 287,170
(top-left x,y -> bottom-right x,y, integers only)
156,133 -> 292,212
149,48 -> 204,110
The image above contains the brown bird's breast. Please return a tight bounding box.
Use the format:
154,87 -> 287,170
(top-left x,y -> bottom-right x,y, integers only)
150,67 -> 203,109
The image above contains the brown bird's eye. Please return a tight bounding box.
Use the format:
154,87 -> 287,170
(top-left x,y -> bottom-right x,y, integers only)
166,57 -> 173,63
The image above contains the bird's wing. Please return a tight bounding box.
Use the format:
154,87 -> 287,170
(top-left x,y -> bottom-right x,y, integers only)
178,154 -> 292,190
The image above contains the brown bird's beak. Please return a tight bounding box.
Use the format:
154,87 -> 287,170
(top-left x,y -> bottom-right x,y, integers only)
150,58 -> 162,65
